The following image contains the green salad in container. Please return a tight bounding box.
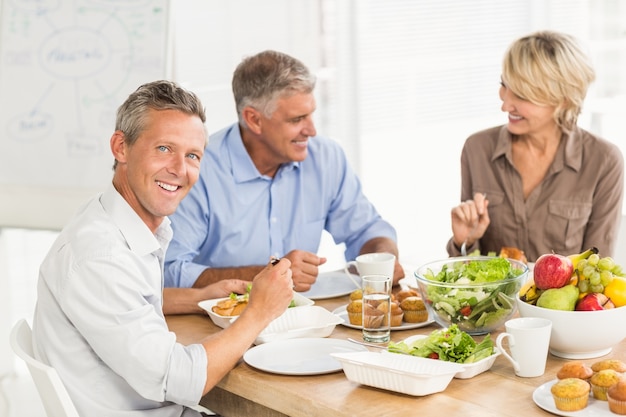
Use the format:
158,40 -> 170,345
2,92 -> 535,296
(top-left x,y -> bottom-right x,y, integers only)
414,257 -> 527,335
387,324 -> 495,364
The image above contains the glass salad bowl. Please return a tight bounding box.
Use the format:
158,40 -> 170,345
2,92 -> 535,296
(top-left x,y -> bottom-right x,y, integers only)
413,256 -> 529,335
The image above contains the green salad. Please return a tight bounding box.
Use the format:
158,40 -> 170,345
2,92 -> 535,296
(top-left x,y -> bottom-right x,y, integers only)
419,257 -> 524,333
229,283 -> 296,307
387,324 -> 494,363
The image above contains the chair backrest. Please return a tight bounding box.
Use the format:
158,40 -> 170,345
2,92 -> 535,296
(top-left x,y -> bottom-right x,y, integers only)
9,319 -> 80,417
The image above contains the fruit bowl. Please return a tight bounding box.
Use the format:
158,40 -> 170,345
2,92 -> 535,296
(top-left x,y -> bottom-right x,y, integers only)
413,256 -> 528,335
516,297 -> 626,359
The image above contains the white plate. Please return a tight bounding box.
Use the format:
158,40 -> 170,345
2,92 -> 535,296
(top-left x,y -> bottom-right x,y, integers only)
398,276 -> 418,289
533,379 -> 612,416
300,270 -> 361,300
332,304 -> 434,330
243,338 -> 368,375
400,334 -> 500,379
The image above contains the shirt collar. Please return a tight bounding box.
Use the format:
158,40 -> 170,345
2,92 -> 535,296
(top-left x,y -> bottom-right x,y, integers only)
562,127 -> 583,172
100,184 -> 171,256
226,124 -> 300,183
492,125 -> 582,173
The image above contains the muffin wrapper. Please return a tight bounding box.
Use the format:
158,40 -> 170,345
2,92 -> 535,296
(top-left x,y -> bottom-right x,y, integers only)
552,394 -> 589,412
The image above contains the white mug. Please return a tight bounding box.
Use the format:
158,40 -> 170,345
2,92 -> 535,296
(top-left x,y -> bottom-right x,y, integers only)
496,317 -> 552,377
344,253 -> 395,279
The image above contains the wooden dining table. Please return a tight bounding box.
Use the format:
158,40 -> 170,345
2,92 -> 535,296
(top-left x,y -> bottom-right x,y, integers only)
166,291 -> 624,417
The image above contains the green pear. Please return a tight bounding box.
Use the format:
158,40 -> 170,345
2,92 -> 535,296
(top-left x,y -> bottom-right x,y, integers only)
536,285 -> 579,311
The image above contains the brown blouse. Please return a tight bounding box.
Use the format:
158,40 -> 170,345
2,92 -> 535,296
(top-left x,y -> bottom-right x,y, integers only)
446,125 -> 624,262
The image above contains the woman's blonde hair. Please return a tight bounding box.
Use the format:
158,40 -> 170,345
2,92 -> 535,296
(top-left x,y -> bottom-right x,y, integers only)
502,30 -> 595,132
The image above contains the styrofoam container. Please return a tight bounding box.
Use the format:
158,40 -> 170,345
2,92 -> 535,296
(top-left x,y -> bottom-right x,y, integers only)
331,351 -> 464,396
199,292 -> 314,329
450,350 -> 500,379
402,334 -> 500,379
254,305 -> 344,344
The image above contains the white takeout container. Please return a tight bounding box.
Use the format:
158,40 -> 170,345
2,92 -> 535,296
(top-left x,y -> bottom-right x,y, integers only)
401,334 -> 500,379
331,351 -> 464,396
198,292 -> 315,329
254,305 -> 344,344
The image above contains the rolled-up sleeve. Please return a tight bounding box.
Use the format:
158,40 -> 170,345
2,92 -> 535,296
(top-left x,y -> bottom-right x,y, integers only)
165,343 -> 207,406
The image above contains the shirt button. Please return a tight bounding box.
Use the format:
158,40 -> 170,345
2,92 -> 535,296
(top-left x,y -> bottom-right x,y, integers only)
271,217 -> 277,223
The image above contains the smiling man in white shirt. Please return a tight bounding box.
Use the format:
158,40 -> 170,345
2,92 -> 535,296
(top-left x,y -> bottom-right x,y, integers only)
32,80 -> 294,417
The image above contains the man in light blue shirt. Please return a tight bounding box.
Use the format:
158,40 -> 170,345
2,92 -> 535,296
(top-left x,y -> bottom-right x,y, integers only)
32,80 -> 295,417
164,50 -> 403,290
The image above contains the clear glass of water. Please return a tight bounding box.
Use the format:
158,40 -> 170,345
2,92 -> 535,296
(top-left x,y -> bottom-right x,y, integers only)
361,274 -> 392,343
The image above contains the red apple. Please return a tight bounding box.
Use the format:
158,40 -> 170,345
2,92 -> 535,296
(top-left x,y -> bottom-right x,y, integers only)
575,293 -> 615,311
533,253 -> 573,290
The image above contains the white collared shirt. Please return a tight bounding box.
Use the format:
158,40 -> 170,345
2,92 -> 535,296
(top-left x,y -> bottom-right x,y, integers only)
33,184 -> 207,417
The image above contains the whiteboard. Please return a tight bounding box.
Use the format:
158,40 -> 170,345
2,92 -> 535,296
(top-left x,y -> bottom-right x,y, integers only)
0,0 -> 170,230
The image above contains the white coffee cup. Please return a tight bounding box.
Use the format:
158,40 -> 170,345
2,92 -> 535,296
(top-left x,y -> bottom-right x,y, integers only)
344,253 -> 395,279
496,317 -> 552,377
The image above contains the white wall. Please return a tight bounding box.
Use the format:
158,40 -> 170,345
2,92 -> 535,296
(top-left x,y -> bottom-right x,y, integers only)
170,0 -> 322,135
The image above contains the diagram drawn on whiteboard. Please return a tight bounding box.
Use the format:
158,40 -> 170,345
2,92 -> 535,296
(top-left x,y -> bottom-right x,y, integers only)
0,0 -> 169,189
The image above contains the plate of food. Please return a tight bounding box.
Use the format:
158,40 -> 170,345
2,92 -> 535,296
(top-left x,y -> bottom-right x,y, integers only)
199,291 -> 314,328
332,304 -> 434,331
243,338 -> 368,375
533,379 -> 612,416
300,270 -> 361,300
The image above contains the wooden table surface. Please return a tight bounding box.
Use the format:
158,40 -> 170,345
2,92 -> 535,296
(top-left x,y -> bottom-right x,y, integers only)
166,294 -> 624,417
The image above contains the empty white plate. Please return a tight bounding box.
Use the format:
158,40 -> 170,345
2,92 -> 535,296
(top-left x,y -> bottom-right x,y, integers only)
243,338 -> 367,375
299,271 -> 361,300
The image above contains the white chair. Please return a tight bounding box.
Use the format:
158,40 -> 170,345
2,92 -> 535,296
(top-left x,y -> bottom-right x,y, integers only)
9,319 -> 80,417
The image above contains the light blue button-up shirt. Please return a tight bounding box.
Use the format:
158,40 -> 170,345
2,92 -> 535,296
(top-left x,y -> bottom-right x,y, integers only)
164,123 -> 397,288
33,185 -> 207,417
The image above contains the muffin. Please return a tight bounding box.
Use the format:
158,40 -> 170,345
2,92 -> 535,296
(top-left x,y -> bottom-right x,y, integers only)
608,381 -> 626,415
389,302 -> 404,327
550,378 -> 590,411
590,369 -> 624,400
349,288 -> 363,301
376,300 -> 391,326
592,359 -> 626,373
557,361 -> 593,381
363,302 -> 385,328
399,296 -> 428,323
346,299 -> 363,326
395,288 -> 419,303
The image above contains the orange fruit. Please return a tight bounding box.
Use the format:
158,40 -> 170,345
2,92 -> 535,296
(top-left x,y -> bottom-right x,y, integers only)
604,277 -> 626,307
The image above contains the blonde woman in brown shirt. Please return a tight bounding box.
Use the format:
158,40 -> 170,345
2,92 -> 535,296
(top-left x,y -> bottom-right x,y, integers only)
447,31 -> 624,262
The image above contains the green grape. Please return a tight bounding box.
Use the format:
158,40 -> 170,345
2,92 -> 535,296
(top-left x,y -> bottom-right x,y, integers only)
587,253 -> 600,267
583,265 -> 596,279
598,256 -> 615,271
578,279 -> 590,293
600,270 -> 614,287
590,284 -> 604,293
589,271 -> 601,286
612,264 -> 626,277
577,259 -> 588,273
